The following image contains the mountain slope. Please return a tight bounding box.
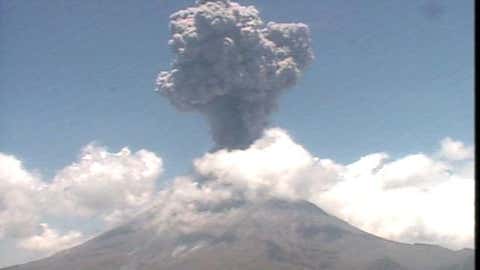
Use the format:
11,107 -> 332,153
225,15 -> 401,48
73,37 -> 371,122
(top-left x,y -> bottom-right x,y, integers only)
3,200 -> 474,270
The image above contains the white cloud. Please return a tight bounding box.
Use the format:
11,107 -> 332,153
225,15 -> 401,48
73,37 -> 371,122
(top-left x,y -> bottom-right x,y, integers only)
18,223 -> 85,254
375,153 -> 450,189
193,128 -> 341,200
0,129 -> 474,267
0,144 -> 164,262
438,137 -> 474,161
47,144 -> 163,226
0,153 -> 44,238
317,155 -> 474,249
185,128 -> 475,250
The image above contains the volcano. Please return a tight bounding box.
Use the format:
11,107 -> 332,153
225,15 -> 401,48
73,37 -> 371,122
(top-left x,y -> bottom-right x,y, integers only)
3,199 -> 474,270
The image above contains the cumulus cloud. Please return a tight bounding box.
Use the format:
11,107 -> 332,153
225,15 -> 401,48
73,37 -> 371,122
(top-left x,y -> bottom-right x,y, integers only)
147,128 -> 474,250
156,0 -> 314,150
47,144 -> 163,226
0,144 -> 163,258
0,153 -> 44,238
193,128 -> 341,200
438,137 -> 474,161
1,130 -> 473,260
18,224 -> 85,254
318,153 -> 473,250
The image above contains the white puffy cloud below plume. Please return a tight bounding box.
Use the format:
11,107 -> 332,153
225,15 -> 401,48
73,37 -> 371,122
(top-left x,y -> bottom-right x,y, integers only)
0,129 -> 474,265
147,128 -> 474,250
0,144 -> 163,257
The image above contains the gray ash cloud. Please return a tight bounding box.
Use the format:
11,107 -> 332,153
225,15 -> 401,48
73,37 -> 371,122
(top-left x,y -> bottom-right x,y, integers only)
156,0 -> 314,150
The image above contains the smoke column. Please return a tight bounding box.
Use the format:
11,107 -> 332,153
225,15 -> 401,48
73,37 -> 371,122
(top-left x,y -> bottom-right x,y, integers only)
156,0 -> 314,150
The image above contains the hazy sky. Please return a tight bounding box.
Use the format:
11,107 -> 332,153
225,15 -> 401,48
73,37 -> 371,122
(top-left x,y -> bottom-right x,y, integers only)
0,0 -> 474,267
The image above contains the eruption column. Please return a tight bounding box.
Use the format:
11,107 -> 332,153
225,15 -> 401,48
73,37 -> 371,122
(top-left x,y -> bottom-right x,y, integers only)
156,0 -> 314,150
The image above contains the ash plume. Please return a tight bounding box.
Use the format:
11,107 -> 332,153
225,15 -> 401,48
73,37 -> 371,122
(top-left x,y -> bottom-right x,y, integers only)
156,0 -> 314,150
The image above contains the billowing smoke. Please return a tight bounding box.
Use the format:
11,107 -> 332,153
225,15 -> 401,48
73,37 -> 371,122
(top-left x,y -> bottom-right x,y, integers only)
156,0 -> 314,150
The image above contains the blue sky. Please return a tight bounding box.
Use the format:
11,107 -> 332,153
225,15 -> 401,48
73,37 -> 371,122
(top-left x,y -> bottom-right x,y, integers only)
0,0 -> 473,181
0,0 -> 474,266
